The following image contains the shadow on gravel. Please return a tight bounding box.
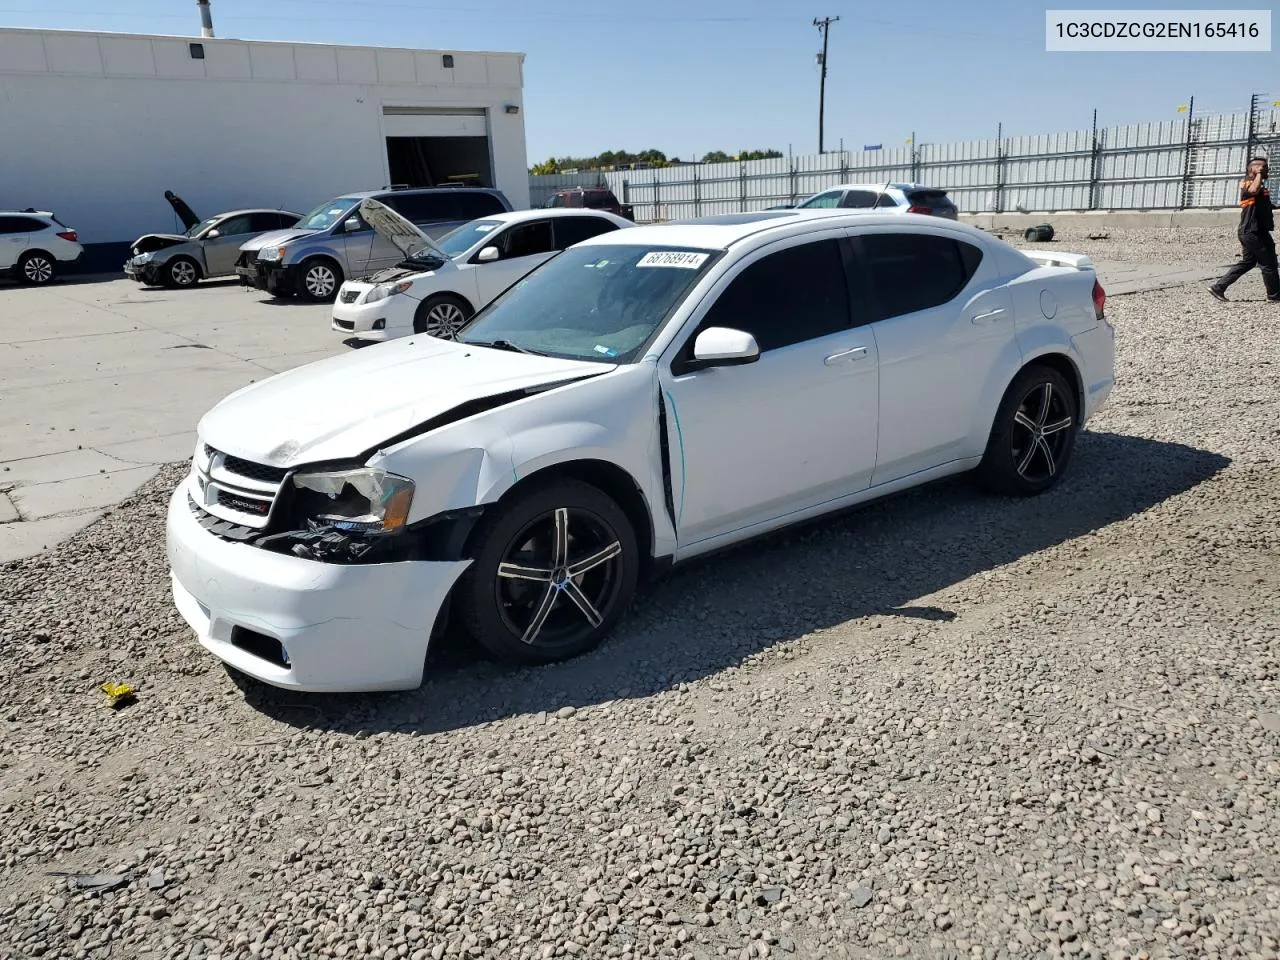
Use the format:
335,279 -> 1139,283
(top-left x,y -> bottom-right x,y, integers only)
242,431 -> 1229,734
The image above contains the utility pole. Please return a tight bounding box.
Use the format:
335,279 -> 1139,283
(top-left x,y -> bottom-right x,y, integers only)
813,16 -> 839,153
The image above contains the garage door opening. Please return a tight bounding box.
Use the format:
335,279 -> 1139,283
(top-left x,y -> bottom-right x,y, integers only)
382,106 -> 494,189
386,135 -> 493,188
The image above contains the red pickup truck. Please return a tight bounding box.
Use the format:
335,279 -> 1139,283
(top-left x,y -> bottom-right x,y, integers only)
542,187 -> 635,221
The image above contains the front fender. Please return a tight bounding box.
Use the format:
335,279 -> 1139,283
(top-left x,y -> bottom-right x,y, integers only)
283,241 -> 345,268
372,363 -> 676,556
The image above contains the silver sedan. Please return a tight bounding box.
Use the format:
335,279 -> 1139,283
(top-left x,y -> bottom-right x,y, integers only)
125,208 -> 301,288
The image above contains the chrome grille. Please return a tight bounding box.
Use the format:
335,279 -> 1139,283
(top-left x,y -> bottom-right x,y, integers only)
339,289 -> 360,304
193,443 -> 287,530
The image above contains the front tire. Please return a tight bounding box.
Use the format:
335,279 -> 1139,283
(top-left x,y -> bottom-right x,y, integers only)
18,251 -> 56,285
456,479 -> 639,665
413,294 -> 473,338
296,258 -> 342,302
165,256 -> 201,288
977,365 -> 1078,496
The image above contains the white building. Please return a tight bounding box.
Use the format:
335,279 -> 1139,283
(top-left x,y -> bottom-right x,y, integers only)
0,27 -> 529,265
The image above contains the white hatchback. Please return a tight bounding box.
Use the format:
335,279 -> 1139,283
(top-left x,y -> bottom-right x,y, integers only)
1,211 -> 84,285
331,203 -> 633,342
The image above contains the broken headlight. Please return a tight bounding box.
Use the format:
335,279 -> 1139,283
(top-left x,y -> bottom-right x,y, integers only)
291,468 -> 415,534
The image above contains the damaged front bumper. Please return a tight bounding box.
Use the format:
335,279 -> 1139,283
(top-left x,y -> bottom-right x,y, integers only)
166,482 -> 471,692
123,259 -> 161,284
257,261 -> 297,295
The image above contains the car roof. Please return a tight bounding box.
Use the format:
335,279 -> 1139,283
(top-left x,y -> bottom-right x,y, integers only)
479,209 -> 627,225
215,208 -> 301,217
581,209 -> 985,252
812,183 -> 934,193
341,186 -> 505,201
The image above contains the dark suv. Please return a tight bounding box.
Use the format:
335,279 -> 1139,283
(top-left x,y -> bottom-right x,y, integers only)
238,185 -> 513,301
543,187 -> 634,221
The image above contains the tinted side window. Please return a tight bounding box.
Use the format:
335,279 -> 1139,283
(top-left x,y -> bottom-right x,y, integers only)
0,216 -> 48,233
554,216 -> 620,249
502,220 -> 554,258
546,194 -> 566,208
874,194 -> 899,208
247,212 -> 282,232
214,214 -> 254,236
582,190 -> 617,209
859,233 -> 983,320
455,192 -> 508,219
700,239 -> 850,352
800,191 -> 842,209
388,192 -> 451,223
840,191 -> 877,209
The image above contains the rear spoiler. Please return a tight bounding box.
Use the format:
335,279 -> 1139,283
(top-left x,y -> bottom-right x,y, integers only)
1019,249 -> 1095,271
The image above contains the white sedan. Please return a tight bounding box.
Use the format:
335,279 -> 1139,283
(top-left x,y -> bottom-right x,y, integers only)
330,202 -> 632,341
168,209 -> 1114,692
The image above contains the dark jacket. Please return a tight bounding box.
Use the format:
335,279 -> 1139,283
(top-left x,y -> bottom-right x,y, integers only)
1240,179 -> 1274,235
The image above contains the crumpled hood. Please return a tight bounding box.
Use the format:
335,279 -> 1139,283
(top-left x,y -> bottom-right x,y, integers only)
241,227 -> 318,254
130,233 -> 189,256
198,337 -> 613,467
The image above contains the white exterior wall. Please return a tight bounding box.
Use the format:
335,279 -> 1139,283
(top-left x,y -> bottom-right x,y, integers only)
0,28 -> 529,245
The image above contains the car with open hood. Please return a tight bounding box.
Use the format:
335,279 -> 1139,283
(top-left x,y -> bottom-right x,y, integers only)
331,199 -> 631,341
124,192 -> 302,288
242,186 -> 512,303
167,209 -> 1114,693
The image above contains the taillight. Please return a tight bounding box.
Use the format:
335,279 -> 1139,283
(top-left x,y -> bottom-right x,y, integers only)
57,230 -> 78,242
906,205 -> 931,215
1092,278 -> 1106,321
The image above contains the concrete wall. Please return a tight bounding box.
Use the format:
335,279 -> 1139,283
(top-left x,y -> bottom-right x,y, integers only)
960,209 -> 1241,230
0,28 -> 529,250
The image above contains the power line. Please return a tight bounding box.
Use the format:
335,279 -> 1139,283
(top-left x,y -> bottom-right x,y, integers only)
813,16 -> 839,154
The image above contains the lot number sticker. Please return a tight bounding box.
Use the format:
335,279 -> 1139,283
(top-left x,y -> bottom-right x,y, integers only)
637,251 -> 709,269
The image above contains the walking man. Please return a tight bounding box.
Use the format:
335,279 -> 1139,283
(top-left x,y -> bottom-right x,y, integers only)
1210,156 -> 1279,302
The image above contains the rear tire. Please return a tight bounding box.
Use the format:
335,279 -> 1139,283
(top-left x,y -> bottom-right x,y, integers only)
977,365 -> 1078,496
413,294 -> 473,338
456,479 -> 639,666
165,256 -> 201,288
18,251 -> 56,285
296,258 -> 342,302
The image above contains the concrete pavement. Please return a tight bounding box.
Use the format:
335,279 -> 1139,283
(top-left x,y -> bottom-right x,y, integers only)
1,276 -> 337,562
0,257 -> 1230,563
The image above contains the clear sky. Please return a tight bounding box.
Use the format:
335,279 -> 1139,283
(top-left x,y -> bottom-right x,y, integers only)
0,0 -> 1273,162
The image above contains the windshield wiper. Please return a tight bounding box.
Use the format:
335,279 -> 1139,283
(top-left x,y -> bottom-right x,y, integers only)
466,339 -> 544,356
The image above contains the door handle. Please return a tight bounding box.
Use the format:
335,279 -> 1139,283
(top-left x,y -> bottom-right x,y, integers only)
970,308 -> 1006,324
824,346 -> 868,365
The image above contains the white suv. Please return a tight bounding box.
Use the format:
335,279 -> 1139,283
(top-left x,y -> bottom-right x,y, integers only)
795,183 -> 959,219
0,211 -> 84,285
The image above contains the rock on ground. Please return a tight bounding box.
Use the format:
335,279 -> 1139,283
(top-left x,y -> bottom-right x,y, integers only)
1,233 -> 1278,960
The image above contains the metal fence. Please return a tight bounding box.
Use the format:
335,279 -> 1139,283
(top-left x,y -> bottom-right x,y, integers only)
529,94 -> 1280,222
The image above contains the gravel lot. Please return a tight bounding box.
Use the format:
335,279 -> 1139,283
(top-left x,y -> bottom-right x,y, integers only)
2,232 -> 1278,960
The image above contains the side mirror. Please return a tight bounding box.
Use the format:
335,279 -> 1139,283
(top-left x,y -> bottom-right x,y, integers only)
476,245 -> 500,263
205,228 -> 220,239
691,327 -> 760,367
343,217 -> 362,234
